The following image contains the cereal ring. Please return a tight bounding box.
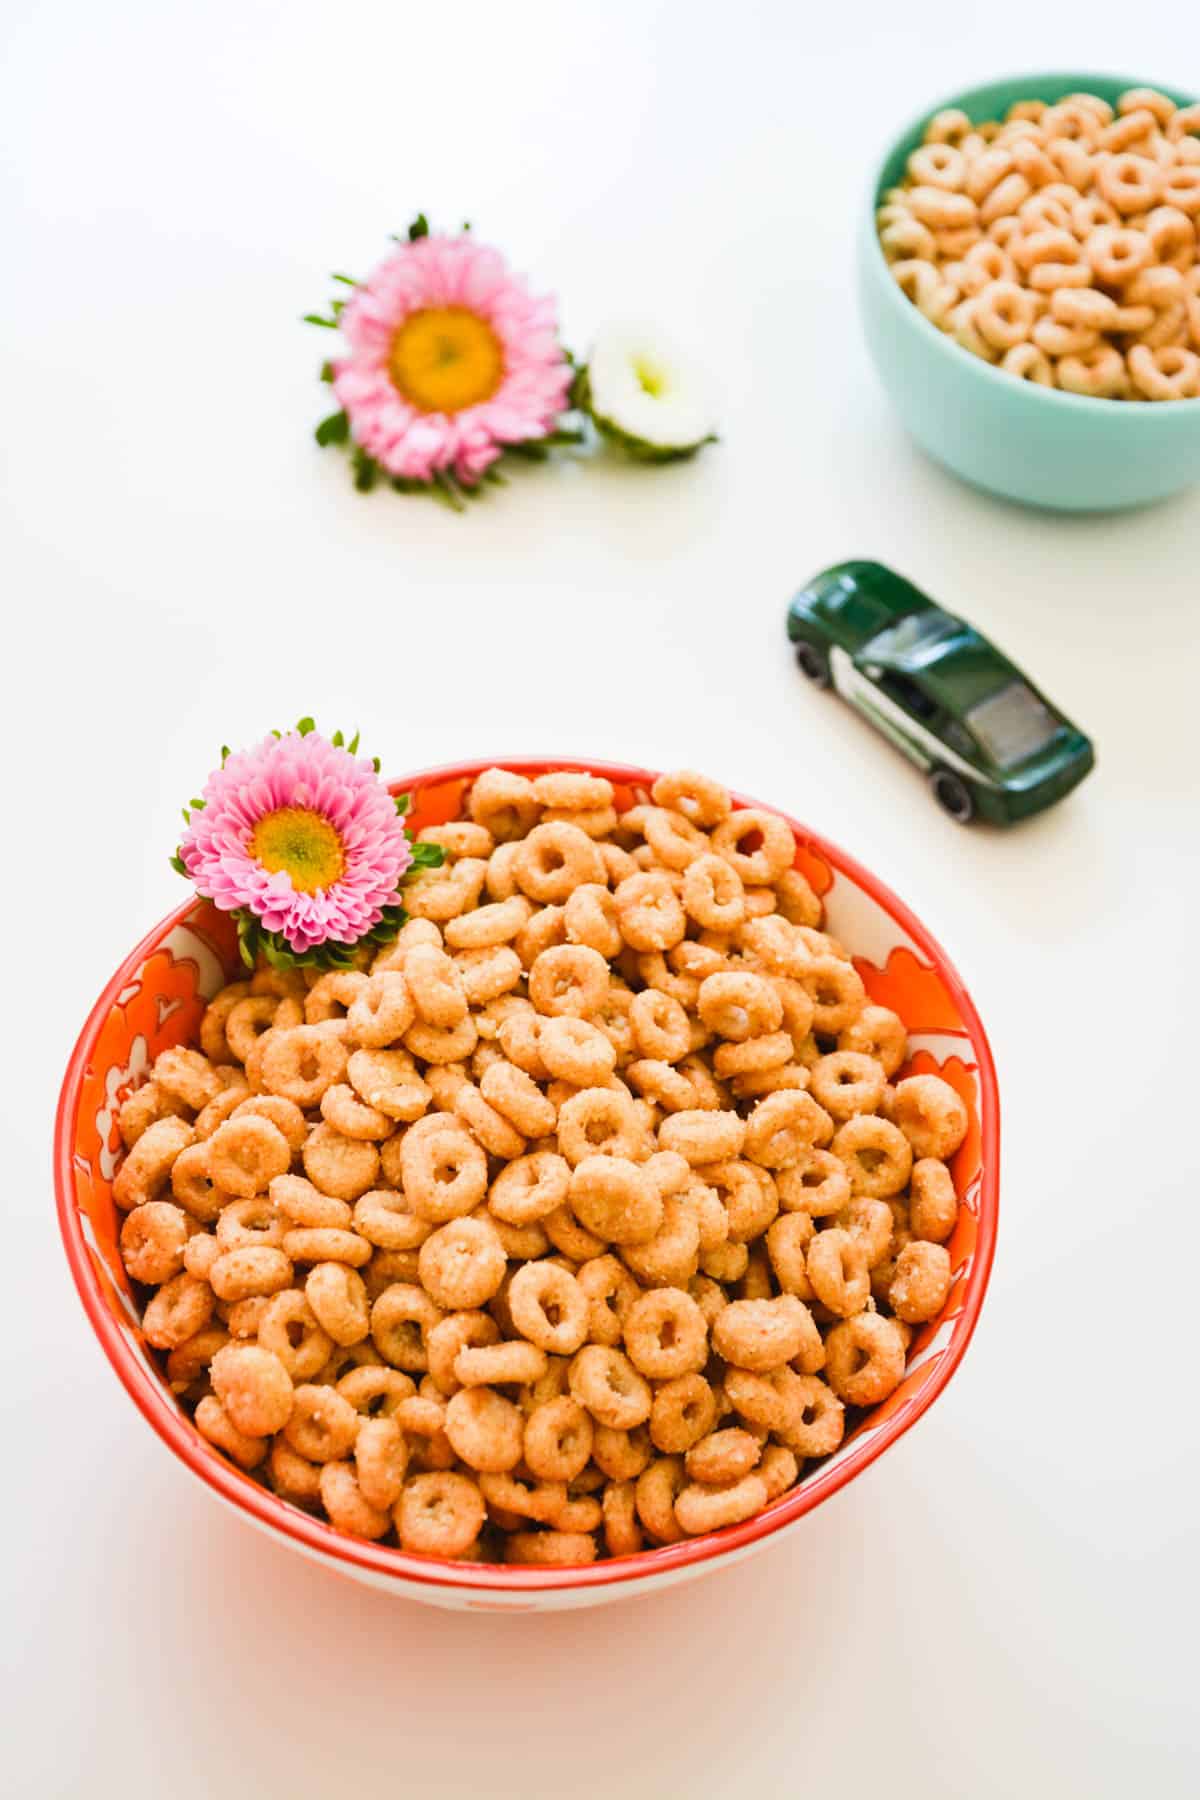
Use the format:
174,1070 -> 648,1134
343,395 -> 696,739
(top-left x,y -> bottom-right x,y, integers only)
453,1340 -> 545,1390
649,769 -> 730,827
482,1152 -> 567,1230
508,1262 -> 589,1355
881,217 -> 937,261
536,1018 -> 616,1091
194,1395 -> 266,1470
723,1363 -> 804,1433
1085,225 -> 1153,286
528,944 -> 610,1020
909,1158 -> 959,1243
280,1382 -> 361,1468
346,1047 -> 431,1122
336,1363 -> 414,1417
805,1227 -> 870,1317
809,1052 -> 887,1121
253,1289 -> 332,1381
623,1287 -> 708,1379
397,1470 -> 485,1558
634,1456 -> 686,1544
152,1045 -> 223,1112
542,1205 -> 606,1262
120,1201 -> 188,1285
712,1294 -> 815,1371
476,1059 -> 555,1139
764,1210 -> 812,1296
266,1437 -> 322,1504
1096,151 -> 1161,215
351,1415 -> 410,1511
445,1385 -> 524,1473
182,1232 -> 220,1281
403,859 -> 488,922
576,1254 -> 640,1347
697,970 -> 782,1042
1059,345 -> 1129,398
569,1154 -> 662,1245
800,956 -> 866,1035
453,1082 -> 526,1160
399,1116 -> 488,1222
824,1313 -> 907,1405
512,822 -> 604,902
556,1086 -> 639,1165
521,1396 -> 594,1483
316,1461 -> 390,1540
708,809 -> 795,885
675,1473 -> 767,1536
587,1419 -> 652,1480
569,1345 -> 652,1429
658,1108 -> 745,1167
113,1115 -> 195,1211
260,1025 -> 348,1108
1128,343 -> 1200,399
225,994 -> 286,1064
305,1260 -> 370,1346
684,1426 -> 762,1486
345,971 -> 415,1048
208,1341 -> 293,1437
418,1217 -> 507,1310
203,1114 -> 290,1200
468,767 -> 540,841
775,1149 -> 849,1218
1144,206 -> 1197,273
215,1195 -> 285,1253
601,1480 -> 643,1557
832,1114 -> 913,1197
891,1074 -> 969,1159
352,1187 -> 431,1252
781,1374 -> 845,1456
907,184 -> 977,231
979,171 -> 1030,225
641,806 -> 709,870
401,943 -> 467,1031
890,1240 -> 953,1323
907,141 -> 966,190
370,1281 -> 442,1370
299,1121 -> 379,1202
613,872 -> 687,952
141,1268 -> 214,1349
208,1241 -> 293,1300
973,278 -> 1036,349
504,1530 -> 596,1566
743,1089 -> 832,1170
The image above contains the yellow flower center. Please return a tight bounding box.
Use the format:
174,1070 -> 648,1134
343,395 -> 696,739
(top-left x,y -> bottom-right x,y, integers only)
633,356 -> 668,397
250,807 -> 345,894
387,307 -> 504,413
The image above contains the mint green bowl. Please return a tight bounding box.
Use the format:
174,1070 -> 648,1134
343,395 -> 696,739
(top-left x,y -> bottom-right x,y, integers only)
859,72 -> 1200,511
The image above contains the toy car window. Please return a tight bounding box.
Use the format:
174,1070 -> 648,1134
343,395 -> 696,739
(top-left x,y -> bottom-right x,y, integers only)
878,671 -> 939,724
865,609 -> 960,660
967,682 -> 1059,768
943,719 -> 976,759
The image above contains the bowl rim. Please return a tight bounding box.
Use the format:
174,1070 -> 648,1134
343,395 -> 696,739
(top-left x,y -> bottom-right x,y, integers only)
55,754 -> 1000,1596
863,68 -> 1200,418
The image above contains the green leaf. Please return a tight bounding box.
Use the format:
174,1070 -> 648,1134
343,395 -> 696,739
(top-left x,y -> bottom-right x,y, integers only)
372,756 -> 381,773
505,440 -> 550,462
394,791 -> 411,816
181,807 -> 191,823
331,298 -> 345,317
331,273 -> 357,287
461,220 -> 471,232
320,361 -> 335,383
220,745 -> 230,763
303,313 -> 339,328
331,729 -> 344,747
347,730 -> 361,755
352,447 -> 378,492
408,840 -> 447,870
408,213 -> 430,241
391,476 -> 429,494
315,410 -> 349,447
189,797 -> 205,811
169,853 -> 187,877
483,467 -> 508,486
296,716 -> 316,736
430,470 -> 466,512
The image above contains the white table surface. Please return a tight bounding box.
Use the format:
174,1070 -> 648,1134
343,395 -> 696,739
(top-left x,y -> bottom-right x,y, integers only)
4,2 -> 1198,1794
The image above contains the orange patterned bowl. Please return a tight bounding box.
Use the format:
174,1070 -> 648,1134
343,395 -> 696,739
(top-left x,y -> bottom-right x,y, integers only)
55,758 -> 999,1612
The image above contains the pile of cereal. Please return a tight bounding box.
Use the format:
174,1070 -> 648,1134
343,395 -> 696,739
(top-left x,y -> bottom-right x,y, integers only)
878,86 -> 1200,398
113,768 -> 966,1567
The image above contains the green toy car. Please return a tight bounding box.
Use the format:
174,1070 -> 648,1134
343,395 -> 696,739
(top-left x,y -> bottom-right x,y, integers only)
786,561 -> 1094,824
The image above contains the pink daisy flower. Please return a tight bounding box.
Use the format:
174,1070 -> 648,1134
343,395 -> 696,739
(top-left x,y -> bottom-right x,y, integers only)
179,731 -> 413,954
331,231 -> 572,485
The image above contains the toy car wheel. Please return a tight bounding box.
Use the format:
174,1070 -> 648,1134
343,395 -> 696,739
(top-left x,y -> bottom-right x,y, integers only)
930,768 -> 975,824
795,642 -> 830,688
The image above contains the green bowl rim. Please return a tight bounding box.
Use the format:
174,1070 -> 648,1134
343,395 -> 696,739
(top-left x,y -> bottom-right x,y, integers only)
864,68 -> 1200,417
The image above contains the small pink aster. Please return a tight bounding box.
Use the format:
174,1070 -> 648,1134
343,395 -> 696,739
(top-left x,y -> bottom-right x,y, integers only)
179,731 -> 413,954
332,231 -> 572,485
